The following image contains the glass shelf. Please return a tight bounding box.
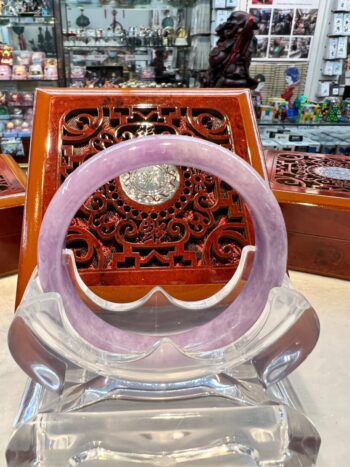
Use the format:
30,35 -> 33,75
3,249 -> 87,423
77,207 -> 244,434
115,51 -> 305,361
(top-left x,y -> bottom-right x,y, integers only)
258,121 -> 350,126
64,45 -> 190,50
0,79 -> 58,82
62,1 -> 195,8
0,16 -> 55,25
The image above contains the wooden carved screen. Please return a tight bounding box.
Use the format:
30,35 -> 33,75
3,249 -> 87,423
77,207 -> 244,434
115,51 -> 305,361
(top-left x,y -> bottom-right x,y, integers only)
0,155 -> 26,207
265,150 -> 350,207
17,89 -> 266,305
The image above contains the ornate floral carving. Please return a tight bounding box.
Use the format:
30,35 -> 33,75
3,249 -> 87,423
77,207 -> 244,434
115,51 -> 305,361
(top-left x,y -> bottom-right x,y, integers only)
60,103 -> 253,282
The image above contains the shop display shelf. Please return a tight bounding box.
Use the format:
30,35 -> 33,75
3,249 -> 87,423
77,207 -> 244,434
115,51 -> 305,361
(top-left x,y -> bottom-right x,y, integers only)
0,79 -> 58,82
61,0 -> 195,8
258,121 -> 350,126
64,44 -> 190,50
0,16 -> 55,25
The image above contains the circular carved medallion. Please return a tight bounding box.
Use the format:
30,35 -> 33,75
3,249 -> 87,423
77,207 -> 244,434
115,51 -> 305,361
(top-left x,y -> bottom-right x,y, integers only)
119,164 -> 180,206
313,166 -> 350,181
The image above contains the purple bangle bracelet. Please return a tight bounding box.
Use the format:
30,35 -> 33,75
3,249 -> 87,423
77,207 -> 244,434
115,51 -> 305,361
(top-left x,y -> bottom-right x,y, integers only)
38,135 -> 287,354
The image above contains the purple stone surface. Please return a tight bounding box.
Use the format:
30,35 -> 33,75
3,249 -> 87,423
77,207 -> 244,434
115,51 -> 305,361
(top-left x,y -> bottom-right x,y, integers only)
38,135 -> 287,354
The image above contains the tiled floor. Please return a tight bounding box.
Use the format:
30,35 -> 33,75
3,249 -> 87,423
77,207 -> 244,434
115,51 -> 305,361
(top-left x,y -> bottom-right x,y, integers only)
1,271 -> 349,466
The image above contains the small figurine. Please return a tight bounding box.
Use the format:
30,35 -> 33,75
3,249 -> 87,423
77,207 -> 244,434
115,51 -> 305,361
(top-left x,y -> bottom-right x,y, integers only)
201,11 -> 259,88
252,73 -> 265,118
162,10 -> 175,29
76,8 -> 90,28
110,9 -> 124,34
260,104 -> 273,122
268,98 -> 288,121
12,26 -> 27,50
0,92 -> 7,105
175,26 -> 188,46
324,98 -> 343,123
151,49 -> 166,79
281,67 -> 300,107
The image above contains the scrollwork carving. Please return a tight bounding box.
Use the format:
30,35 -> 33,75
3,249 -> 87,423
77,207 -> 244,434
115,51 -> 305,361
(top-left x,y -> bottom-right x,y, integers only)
59,103 -> 253,281
271,153 -> 350,194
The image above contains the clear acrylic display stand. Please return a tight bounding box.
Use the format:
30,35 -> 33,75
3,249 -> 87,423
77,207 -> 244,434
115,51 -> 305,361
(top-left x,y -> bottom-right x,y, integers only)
7,251 -> 320,466
7,136 -> 321,466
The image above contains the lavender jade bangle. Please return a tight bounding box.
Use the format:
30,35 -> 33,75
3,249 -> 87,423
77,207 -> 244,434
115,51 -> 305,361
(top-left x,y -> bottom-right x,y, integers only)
38,135 -> 287,354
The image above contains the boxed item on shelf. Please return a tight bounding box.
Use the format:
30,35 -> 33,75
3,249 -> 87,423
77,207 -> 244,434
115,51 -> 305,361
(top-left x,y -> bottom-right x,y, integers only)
11,65 -> 27,80
0,106 -> 9,119
8,107 -> 23,117
333,0 -> 350,11
331,13 -> 344,35
325,38 -> 338,59
337,36 -> 348,58
31,52 -> 45,65
343,13 -> 350,34
260,105 -> 274,122
317,82 -> 331,97
0,44 -> 13,66
28,64 -> 43,80
43,59 -> 58,80
13,51 -> 31,66
70,66 -> 85,79
0,65 -> 11,80
323,61 -> 335,76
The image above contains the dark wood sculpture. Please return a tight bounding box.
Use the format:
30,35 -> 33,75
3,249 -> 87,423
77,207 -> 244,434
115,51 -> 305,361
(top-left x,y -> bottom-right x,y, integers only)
16,88 -> 266,305
0,154 -> 27,277
201,11 -> 259,89
265,149 -> 350,280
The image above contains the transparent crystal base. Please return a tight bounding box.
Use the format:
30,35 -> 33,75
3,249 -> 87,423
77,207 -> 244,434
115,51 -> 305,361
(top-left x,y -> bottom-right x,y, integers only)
7,369 -> 320,466
7,255 -> 321,465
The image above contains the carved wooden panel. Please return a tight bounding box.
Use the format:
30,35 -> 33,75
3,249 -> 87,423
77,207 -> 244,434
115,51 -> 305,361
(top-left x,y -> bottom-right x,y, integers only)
17,89 -> 266,304
268,151 -> 350,197
0,156 -> 25,198
60,104 -> 253,286
265,149 -> 350,280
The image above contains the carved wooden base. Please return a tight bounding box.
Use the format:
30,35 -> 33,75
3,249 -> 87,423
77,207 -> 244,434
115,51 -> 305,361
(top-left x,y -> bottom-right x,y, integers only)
265,150 -> 350,280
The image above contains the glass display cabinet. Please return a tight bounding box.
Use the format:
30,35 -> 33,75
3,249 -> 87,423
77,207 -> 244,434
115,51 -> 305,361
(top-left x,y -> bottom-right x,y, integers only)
0,0 -> 65,163
60,0 -> 210,88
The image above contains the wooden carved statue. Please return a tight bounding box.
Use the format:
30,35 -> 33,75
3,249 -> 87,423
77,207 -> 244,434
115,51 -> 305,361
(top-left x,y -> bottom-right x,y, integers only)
201,11 -> 259,89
